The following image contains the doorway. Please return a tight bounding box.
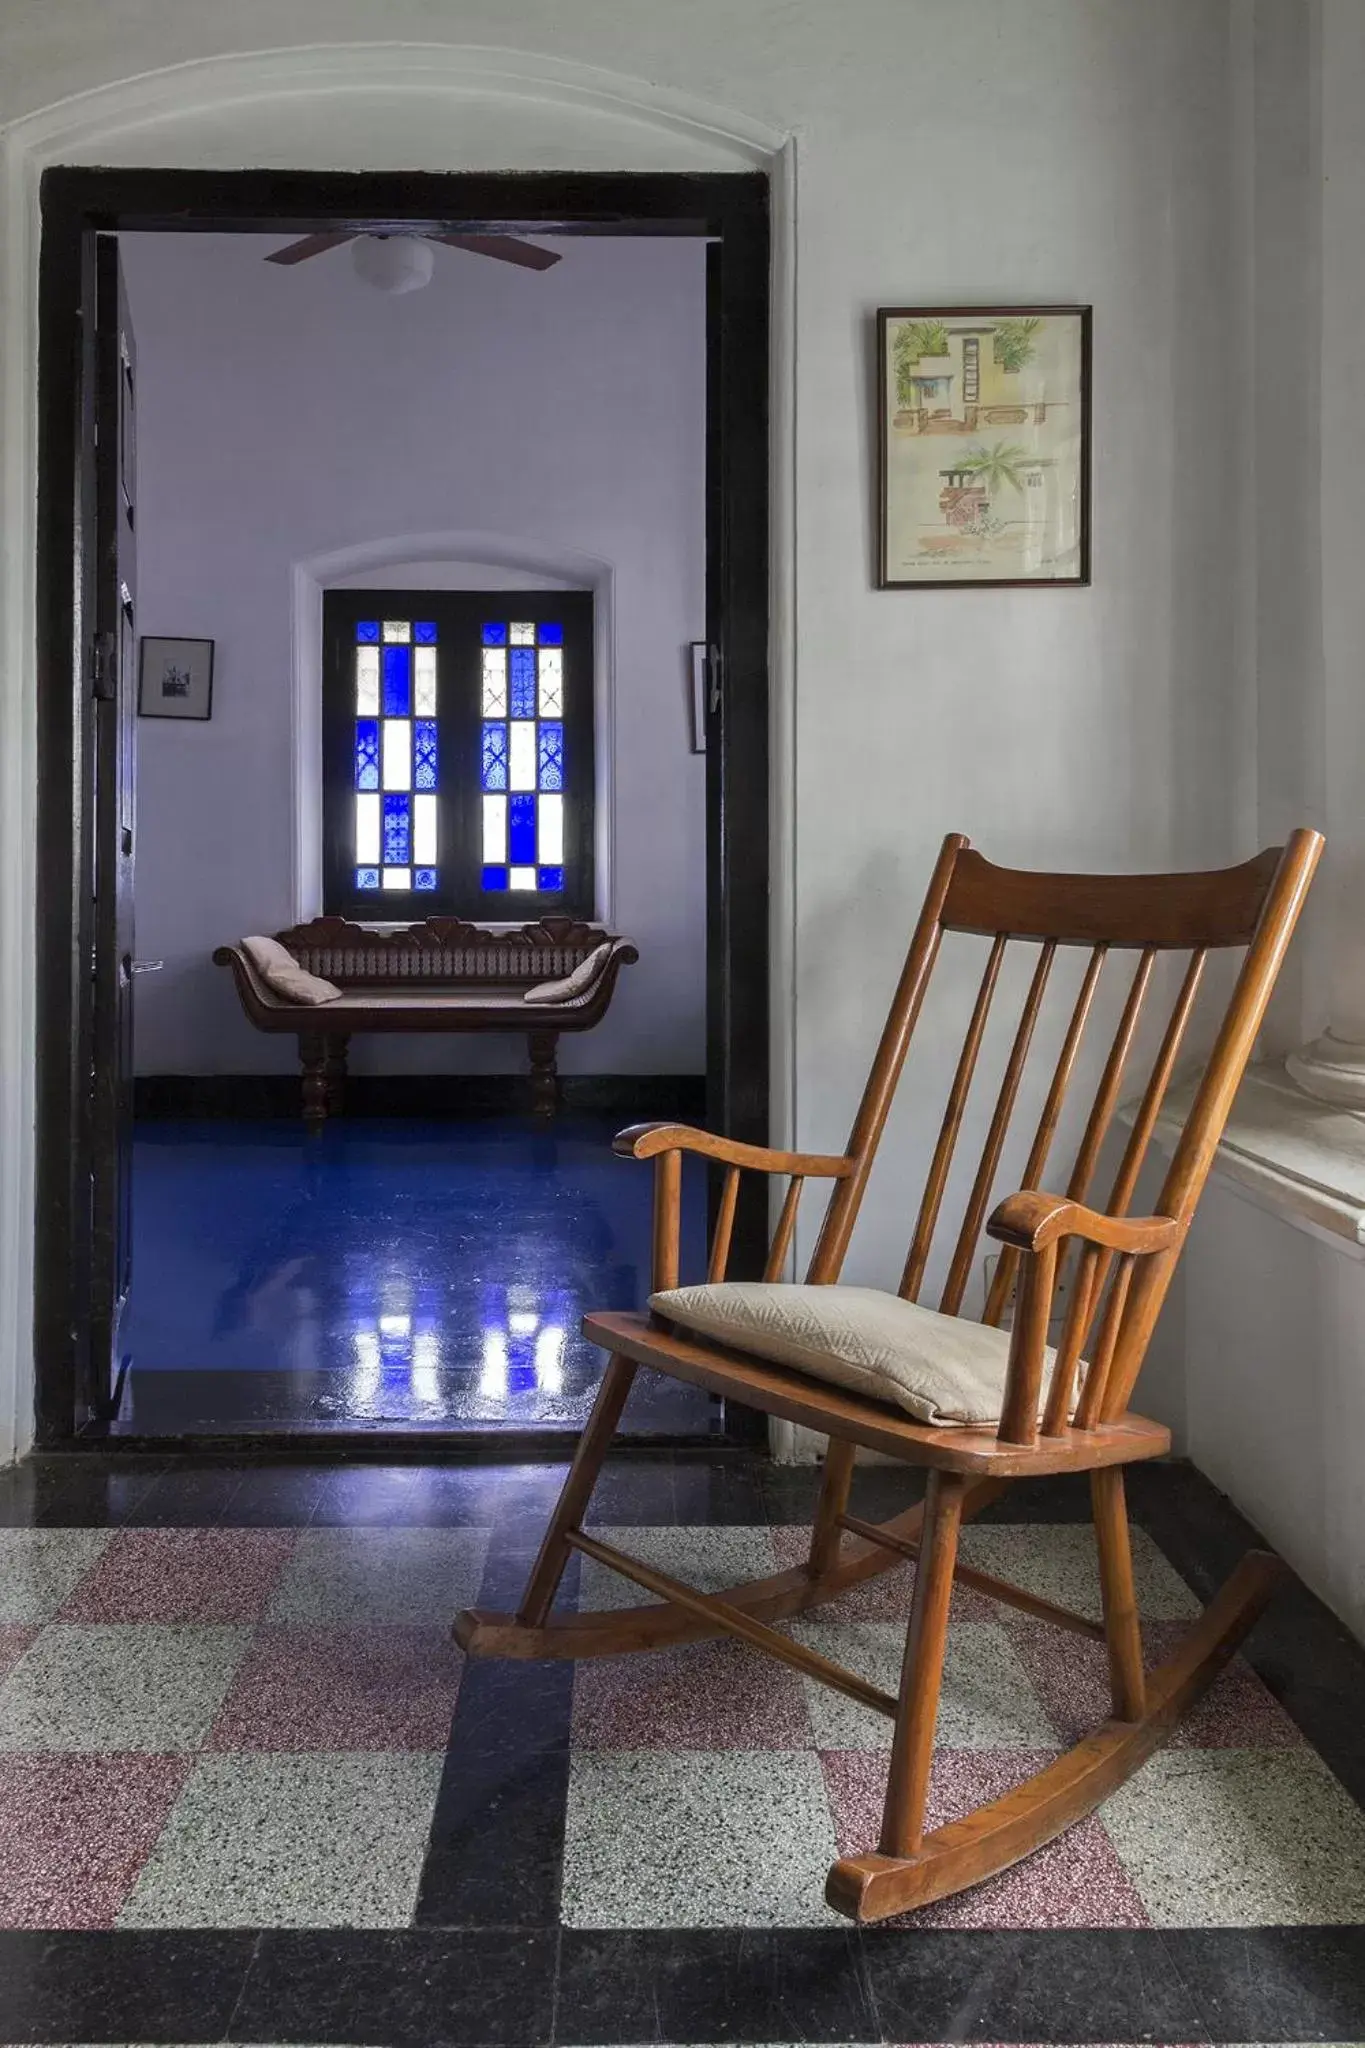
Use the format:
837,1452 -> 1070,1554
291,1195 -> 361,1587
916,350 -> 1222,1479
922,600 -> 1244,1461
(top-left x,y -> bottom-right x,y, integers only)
33,169 -> 769,1451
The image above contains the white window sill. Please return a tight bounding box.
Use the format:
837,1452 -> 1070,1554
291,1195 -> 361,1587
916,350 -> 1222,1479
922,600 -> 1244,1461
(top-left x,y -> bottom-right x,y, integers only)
1148,1059 -> 1365,1255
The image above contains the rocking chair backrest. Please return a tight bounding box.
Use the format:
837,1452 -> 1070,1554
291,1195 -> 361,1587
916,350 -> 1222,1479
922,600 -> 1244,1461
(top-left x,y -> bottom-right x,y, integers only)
804,829 -> 1323,1431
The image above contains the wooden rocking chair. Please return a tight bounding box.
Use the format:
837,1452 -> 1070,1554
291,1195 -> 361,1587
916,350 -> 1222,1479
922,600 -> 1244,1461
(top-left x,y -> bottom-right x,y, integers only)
455,829 -> 1323,1923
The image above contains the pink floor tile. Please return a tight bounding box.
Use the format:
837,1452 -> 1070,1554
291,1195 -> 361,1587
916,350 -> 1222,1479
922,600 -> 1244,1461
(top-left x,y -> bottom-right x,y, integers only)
822,1747 -> 1150,1929
771,1525 -> 995,1623
0,1626 -> 37,1682
57,1528 -> 297,1624
209,1625 -> 463,1750
573,1637 -> 813,1750
1006,1615 -> 1303,1748
0,1753 -> 190,1929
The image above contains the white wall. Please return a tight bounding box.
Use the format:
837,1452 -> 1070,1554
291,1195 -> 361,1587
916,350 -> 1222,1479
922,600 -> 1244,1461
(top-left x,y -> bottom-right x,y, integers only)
0,1 -> 1258,1462
118,230 -> 707,1077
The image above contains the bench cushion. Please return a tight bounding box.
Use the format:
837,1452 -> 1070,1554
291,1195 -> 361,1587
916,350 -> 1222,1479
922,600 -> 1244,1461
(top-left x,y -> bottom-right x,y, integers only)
649,1281 -> 1075,1428
243,935 -> 342,1005
524,940 -> 613,1004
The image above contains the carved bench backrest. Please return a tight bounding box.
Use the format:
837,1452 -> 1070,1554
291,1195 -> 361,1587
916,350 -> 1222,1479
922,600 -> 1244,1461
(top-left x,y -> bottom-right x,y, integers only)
275,916 -> 614,987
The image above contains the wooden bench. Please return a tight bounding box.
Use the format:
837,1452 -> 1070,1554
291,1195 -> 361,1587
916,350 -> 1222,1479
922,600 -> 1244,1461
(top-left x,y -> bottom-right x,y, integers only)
214,915 -> 638,1127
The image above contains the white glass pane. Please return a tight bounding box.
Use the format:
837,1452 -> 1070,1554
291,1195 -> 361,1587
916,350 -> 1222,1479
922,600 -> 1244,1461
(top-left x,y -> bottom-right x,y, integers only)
482,648 -> 507,716
509,865 -> 536,890
382,719 -> 411,791
482,794 -> 506,863
538,794 -> 564,866
509,721 -> 536,791
356,792 -> 380,865
509,621 -> 535,645
413,792 -> 437,865
537,647 -> 563,716
382,620 -> 410,642
414,646 -> 437,716
356,646 -> 380,715
383,867 -> 411,889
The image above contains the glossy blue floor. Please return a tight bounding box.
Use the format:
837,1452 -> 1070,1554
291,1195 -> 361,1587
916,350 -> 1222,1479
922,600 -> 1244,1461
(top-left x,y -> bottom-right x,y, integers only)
118,1115 -> 718,1436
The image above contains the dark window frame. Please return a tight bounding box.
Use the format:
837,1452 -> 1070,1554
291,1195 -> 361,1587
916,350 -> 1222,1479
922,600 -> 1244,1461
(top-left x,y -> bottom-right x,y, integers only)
322,587 -> 595,923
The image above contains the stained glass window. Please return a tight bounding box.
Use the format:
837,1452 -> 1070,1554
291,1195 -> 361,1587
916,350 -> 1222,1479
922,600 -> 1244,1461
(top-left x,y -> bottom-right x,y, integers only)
350,618 -> 439,895
478,618 -> 567,895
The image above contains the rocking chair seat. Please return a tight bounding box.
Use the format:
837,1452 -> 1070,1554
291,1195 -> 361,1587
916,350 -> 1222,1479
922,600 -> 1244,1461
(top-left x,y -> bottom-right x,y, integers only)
651,1281 -> 1076,1428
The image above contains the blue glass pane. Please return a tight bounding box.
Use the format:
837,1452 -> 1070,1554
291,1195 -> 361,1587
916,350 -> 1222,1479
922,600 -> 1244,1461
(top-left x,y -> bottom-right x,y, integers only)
537,721 -> 564,792
356,620 -> 380,643
481,721 -> 508,791
354,718 -> 380,791
414,719 -> 438,791
537,866 -> 564,892
414,621 -> 438,643
356,866 -> 380,890
414,867 -> 438,891
482,622 -> 508,646
509,792 -> 536,866
481,864 -> 509,891
509,646 -> 536,719
383,793 -> 411,865
538,621 -> 563,646
382,644 -> 411,716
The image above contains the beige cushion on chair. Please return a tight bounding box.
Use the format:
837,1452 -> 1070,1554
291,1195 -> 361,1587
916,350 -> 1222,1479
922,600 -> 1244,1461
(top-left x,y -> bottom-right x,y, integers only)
649,1282 -> 1075,1429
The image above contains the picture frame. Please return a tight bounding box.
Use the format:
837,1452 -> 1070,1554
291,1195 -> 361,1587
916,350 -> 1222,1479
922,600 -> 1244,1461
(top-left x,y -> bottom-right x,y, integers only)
138,635 -> 214,719
876,305 -> 1091,589
688,642 -> 708,754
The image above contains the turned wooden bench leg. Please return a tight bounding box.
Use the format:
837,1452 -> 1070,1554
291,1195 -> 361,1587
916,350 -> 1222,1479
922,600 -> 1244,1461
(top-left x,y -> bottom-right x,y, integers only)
528,1029 -> 559,1118
324,1034 -> 350,1118
298,1031 -> 330,1135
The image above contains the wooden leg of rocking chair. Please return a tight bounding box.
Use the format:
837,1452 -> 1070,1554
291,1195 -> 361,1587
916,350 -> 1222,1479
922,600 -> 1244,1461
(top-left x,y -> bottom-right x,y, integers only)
809,1437 -> 857,1575
1091,1466 -> 1145,1720
512,1353 -> 638,1629
878,1468 -> 967,1857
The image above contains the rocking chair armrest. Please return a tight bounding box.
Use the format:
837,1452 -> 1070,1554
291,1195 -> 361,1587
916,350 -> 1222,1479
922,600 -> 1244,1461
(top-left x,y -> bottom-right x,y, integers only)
987,1191 -> 1185,1257
613,1122 -> 855,1179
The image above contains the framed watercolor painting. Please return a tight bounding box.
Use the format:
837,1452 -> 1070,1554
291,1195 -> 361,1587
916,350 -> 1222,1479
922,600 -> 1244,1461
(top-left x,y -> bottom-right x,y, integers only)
877,305 -> 1091,589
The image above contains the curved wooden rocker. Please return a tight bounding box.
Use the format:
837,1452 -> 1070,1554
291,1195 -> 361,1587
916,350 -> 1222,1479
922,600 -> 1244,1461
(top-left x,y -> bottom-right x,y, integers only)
456,827 -> 1323,1922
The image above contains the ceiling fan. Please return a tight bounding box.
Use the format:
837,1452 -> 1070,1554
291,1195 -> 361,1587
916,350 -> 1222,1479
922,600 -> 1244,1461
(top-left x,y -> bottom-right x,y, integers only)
267,229 -> 561,273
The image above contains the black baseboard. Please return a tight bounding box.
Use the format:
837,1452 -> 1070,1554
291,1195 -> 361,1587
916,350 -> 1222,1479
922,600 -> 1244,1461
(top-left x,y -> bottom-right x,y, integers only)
134,1072 -> 707,1123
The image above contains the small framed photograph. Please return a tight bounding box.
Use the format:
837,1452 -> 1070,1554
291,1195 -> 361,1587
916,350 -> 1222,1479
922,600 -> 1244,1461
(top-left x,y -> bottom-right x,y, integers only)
877,306 -> 1091,588
138,636 -> 214,719
688,642 -> 708,753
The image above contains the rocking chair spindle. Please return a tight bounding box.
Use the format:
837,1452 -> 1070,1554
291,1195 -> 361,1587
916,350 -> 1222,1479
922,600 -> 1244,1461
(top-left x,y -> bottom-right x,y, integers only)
455,827 -> 1324,1923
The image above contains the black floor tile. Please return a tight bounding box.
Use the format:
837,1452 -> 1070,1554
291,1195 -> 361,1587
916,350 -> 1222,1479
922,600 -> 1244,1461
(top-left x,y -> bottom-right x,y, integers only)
862,1926 -> 1211,2044
0,1454 -> 166,1528
671,1454 -> 769,1526
217,1462 -> 330,1525
129,1464 -> 247,1525
1166,1925 -> 1365,2041
556,1928 -> 878,2043
310,1461 -> 500,1526
0,1928 -> 256,2042
232,1929 -> 556,2045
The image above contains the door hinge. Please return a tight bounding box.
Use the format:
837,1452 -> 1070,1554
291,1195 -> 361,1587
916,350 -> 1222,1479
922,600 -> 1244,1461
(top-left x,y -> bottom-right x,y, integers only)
92,630 -> 116,701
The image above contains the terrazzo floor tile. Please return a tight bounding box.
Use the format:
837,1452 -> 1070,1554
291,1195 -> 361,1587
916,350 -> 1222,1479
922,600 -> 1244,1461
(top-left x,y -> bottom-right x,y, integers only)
0,1529 -> 112,1622
821,1747 -> 1150,1929
57,1529 -> 298,1624
769,1524 -> 995,1622
1099,1747 -> 1365,1926
209,1626 -> 463,1751
0,1624 -> 250,1752
957,1524 -> 1200,1622
788,1619 -> 1057,1750
263,1527 -> 488,1625
572,1638 -> 813,1750
575,1526 -> 779,1614
1008,1616 -> 1305,1749
562,1748 -> 840,1927
0,1625 -> 36,1682
0,1753 -> 191,1928
117,1751 -> 444,1928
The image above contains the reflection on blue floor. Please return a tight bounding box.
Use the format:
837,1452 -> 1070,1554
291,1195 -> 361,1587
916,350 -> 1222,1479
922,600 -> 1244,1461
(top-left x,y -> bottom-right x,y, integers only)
120,1116 -> 717,1435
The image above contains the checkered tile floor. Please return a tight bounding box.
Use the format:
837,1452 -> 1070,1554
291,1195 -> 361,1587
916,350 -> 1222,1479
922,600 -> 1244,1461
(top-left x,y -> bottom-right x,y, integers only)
3,1455 -> 1365,2044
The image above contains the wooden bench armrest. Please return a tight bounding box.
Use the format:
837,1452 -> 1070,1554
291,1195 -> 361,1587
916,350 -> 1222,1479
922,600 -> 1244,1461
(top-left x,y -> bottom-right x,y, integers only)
613,1122 -> 855,1179
987,1191 -> 1184,1256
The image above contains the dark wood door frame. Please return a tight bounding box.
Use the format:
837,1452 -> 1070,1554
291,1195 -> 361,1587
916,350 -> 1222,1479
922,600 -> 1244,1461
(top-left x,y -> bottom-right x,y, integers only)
33,167 -> 770,1450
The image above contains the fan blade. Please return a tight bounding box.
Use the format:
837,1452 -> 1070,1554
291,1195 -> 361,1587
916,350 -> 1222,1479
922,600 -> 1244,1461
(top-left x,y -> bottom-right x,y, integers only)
434,234 -> 561,272
266,231 -> 357,266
